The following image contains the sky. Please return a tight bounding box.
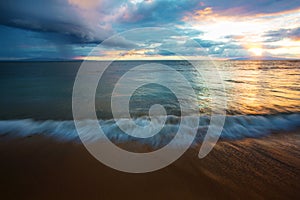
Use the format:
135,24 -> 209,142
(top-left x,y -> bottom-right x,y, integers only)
0,0 -> 299,60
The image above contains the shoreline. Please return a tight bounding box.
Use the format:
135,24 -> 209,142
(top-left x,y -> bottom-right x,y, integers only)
0,132 -> 299,199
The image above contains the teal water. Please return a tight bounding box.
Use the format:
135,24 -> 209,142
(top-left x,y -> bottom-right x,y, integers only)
0,60 -> 299,144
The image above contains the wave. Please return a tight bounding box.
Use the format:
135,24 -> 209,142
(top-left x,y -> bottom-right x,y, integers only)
0,113 -> 299,147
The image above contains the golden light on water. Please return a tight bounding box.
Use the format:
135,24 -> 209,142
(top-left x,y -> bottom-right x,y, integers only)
224,61 -> 300,114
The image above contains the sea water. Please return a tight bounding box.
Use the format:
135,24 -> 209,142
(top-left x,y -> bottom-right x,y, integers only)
0,60 -> 299,146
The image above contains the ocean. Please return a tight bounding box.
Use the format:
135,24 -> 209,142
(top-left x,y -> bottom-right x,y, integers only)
0,60 -> 299,146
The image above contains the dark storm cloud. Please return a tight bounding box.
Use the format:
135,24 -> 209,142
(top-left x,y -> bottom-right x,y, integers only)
0,0 -> 112,43
0,25 -> 72,59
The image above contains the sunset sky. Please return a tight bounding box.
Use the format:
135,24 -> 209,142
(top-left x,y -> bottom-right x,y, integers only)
0,0 -> 299,60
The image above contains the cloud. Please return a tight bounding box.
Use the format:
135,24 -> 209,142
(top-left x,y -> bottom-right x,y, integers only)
0,0 -> 299,59
289,28 -> 300,40
193,39 -> 223,48
0,25 -> 75,59
198,0 -> 300,16
114,0 -> 300,27
264,27 -> 300,42
0,0 -> 114,43
101,35 -> 139,49
108,0 -> 204,27
156,50 -> 175,56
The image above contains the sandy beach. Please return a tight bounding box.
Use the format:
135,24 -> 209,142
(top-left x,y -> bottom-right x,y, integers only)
1,132 -> 299,200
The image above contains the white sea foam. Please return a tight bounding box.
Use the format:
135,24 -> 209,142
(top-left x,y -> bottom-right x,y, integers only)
0,114 -> 299,147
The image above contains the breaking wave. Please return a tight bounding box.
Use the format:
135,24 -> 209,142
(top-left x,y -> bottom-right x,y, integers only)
0,113 -> 299,147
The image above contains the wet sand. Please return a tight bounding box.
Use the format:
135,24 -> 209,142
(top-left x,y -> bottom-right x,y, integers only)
0,132 -> 299,200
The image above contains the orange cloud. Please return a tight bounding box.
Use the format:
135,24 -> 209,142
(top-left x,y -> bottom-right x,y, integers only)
182,6 -> 300,23
195,7 -> 212,16
290,36 -> 300,41
253,7 -> 300,18
182,7 -> 218,22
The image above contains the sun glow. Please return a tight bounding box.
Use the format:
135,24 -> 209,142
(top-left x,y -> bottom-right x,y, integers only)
248,48 -> 263,56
